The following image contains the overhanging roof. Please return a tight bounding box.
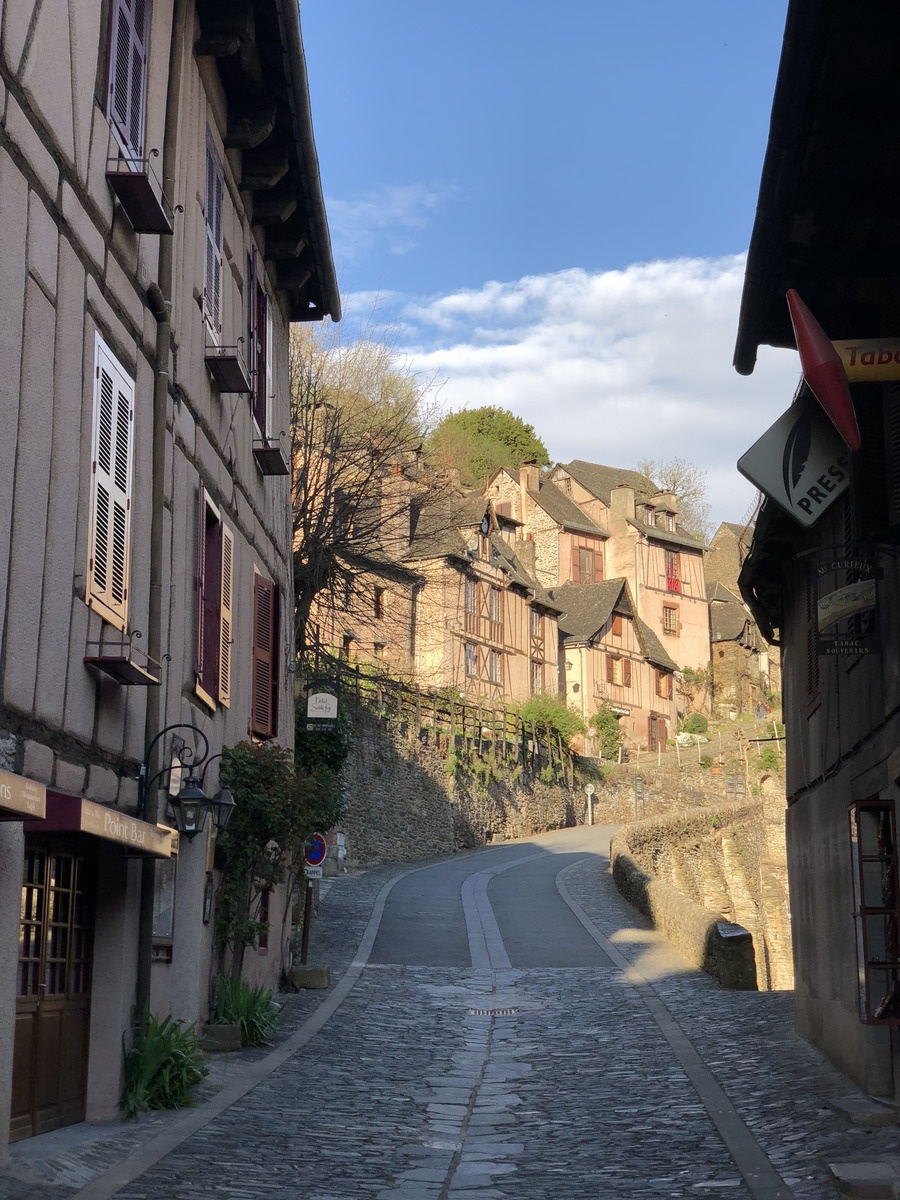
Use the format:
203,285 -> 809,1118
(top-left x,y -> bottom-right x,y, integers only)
734,0 -> 900,375
196,0 -> 340,323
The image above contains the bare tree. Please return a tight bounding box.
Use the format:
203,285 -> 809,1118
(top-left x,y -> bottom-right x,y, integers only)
635,456 -> 712,542
290,317 -> 443,658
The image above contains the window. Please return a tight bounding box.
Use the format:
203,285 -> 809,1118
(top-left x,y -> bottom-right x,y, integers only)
644,506 -> 655,526
373,642 -> 385,659
530,609 -> 543,638
204,133 -> 224,343
251,573 -> 279,738
562,476 -> 573,496
530,659 -> 543,694
655,670 -> 674,700
247,248 -> 270,431
610,614 -> 623,637
87,335 -> 134,631
489,649 -> 503,685
106,0 -> 151,161
665,550 -> 681,593
196,486 -> 234,708
465,642 -> 477,677
665,512 -> 676,532
572,543 -> 603,583
606,655 -> 632,687
464,577 -> 477,613
489,587 -> 503,623
373,587 -> 384,620
663,605 -> 679,635
850,801 -> 900,1023
479,535 -> 491,560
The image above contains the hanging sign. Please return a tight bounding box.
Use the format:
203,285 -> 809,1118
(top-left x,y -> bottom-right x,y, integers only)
306,690 -> 338,733
0,770 -> 46,821
737,394 -> 850,528
815,547 -> 879,656
832,338 -> 900,383
787,290 -> 860,451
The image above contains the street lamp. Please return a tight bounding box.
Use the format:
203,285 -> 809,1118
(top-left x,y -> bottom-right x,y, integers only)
137,724 -> 236,841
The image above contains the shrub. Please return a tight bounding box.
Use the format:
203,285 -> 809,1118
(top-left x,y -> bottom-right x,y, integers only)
585,704 -> 623,759
683,713 -> 708,735
213,977 -> 281,1047
759,747 -> 779,771
120,1005 -> 207,1119
699,755 -> 712,770
517,694 -> 585,744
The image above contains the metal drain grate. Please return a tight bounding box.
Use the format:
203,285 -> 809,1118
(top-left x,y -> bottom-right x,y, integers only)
468,1007 -> 519,1016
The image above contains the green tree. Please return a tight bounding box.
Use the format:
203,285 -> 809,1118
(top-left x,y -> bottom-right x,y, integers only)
517,694 -> 585,744
215,741 -> 345,978
429,406 -> 550,486
586,704 -> 623,759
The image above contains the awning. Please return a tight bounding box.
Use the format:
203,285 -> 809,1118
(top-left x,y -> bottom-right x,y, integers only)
0,769 -> 46,821
24,791 -> 174,858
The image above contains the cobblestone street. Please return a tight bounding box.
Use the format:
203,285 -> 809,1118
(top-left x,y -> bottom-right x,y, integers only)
3,827 -> 899,1199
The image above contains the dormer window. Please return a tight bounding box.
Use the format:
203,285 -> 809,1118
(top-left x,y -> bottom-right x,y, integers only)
666,512 -> 676,532
643,506 -> 655,527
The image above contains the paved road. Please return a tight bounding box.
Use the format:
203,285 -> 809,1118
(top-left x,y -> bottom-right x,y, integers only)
4,825 -> 900,1199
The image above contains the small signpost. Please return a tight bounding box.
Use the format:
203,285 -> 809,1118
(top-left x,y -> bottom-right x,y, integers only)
300,833 -> 327,964
584,782 -> 595,826
633,774 -> 644,820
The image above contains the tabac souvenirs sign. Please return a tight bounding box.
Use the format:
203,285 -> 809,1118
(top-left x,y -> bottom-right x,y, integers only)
737,393 -> 850,528
815,546 -> 879,657
0,770 -> 46,821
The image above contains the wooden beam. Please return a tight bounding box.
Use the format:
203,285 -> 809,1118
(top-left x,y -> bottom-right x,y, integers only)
225,104 -> 276,151
252,181 -> 298,225
241,142 -> 289,191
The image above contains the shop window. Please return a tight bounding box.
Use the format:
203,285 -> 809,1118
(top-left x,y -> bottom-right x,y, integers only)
850,800 -> 900,1023
87,335 -> 134,631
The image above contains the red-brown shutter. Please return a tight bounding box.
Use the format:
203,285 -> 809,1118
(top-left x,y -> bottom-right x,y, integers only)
572,546 -> 581,583
251,575 -> 277,738
623,659 -> 632,687
594,550 -> 604,583
606,655 -> 614,683
107,0 -> 151,161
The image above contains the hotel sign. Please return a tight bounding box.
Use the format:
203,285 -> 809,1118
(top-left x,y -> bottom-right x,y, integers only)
0,770 -> 46,821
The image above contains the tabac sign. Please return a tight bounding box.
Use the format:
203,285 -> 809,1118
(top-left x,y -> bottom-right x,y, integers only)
833,339 -> 900,383
737,394 -> 850,528
0,770 -> 46,821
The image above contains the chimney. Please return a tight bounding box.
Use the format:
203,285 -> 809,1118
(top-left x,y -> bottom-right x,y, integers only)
609,485 -> 635,523
380,474 -> 411,558
517,536 -> 536,575
519,460 -> 540,522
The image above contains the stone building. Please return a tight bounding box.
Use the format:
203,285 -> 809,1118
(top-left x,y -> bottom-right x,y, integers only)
734,0 -> 900,1100
0,0 -> 337,1152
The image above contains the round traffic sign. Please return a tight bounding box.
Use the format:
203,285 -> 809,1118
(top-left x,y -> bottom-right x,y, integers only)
304,833 -> 327,866
584,783 -> 595,795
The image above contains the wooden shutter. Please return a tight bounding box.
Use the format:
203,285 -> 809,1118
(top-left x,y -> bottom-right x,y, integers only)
107,0 -> 151,160
572,546 -> 581,583
196,482 -> 207,679
204,135 -> 224,342
87,337 -> 134,630
623,659 -> 632,687
251,575 -> 277,738
606,654 -> 614,683
218,525 -> 234,707
594,550 -> 604,582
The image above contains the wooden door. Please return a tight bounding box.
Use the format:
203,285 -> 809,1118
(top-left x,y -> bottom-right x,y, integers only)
11,842 -> 95,1142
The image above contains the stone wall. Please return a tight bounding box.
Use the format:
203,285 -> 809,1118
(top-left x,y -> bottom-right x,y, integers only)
610,799 -> 793,991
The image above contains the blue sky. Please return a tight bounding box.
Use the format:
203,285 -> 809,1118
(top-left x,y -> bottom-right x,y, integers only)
301,1 -> 800,527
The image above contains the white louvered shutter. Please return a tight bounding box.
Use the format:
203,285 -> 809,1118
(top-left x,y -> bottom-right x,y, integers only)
204,136 -> 224,342
218,525 -> 234,707
107,0 -> 151,162
88,337 -> 134,630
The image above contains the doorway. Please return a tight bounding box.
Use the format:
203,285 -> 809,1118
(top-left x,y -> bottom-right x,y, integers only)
10,839 -> 95,1142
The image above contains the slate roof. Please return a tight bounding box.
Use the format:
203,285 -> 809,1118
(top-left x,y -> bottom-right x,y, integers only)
707,581 -> 741,603
711,604 -> 751,644
548,581 -> 629,640
528,481 -> 609,537
625,518 -> 707,552
561,460 -> 656,505
548,580 -> 678,671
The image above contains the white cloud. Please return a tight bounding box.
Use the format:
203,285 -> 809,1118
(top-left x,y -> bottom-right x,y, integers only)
326,182 -> 458,266
391,257 -> 800,529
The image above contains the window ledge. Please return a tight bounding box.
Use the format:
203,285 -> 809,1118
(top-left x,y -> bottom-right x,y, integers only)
106,152 -> 174,235
84,631 -> 160,685
205,345 -> 251,393
253,437 -> 290,476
